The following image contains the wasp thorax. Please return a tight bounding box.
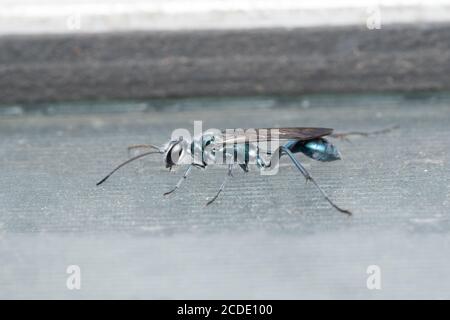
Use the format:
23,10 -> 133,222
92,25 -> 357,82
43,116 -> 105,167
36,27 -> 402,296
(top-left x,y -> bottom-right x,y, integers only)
164,138 -> 189,169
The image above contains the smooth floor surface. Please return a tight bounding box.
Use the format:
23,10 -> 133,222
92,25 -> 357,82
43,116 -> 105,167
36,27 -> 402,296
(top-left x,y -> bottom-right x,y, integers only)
0,94 -> 449,299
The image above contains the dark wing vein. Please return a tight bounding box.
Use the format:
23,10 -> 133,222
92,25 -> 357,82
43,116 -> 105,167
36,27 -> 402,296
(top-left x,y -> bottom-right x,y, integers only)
214,127 -> 333,146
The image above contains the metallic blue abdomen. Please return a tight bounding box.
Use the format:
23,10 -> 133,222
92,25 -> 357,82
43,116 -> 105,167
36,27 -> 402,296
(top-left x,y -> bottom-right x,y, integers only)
284,138 -> 341,162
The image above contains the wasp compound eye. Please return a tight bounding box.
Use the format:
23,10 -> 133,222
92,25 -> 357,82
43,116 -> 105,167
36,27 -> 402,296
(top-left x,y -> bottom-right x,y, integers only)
165,140 -> 189,168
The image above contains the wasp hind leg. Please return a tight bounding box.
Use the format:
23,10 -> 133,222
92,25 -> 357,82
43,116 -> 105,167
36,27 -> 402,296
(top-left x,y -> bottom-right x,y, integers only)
330,126 -> 399,142
206,164 -> 234,206
239,163 -> 249,173
280,146 -> 352,215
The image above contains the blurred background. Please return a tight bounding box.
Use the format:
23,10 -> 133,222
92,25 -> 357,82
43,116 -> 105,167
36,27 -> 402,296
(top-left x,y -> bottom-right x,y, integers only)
1,0 -> 450,299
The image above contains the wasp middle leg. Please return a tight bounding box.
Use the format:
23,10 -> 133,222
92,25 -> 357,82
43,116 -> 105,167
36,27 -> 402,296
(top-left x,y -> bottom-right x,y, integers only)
163,164 -> 193,196
206,164 -> 234,206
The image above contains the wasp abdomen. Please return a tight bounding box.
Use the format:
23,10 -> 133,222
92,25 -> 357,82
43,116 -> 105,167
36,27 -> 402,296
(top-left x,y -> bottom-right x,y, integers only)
286,139 -> 341,162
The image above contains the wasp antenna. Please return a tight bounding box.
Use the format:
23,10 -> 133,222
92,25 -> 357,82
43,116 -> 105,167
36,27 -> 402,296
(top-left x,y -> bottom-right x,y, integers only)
127,144 -> 162,153
96,151 -> 161,186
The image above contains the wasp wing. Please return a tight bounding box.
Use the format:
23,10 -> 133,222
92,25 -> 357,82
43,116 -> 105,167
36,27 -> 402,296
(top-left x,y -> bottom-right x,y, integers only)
212,127 -> 333,146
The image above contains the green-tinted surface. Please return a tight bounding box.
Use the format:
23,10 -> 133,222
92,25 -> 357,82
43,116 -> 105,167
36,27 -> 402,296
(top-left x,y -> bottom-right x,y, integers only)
0,94 -> 449,298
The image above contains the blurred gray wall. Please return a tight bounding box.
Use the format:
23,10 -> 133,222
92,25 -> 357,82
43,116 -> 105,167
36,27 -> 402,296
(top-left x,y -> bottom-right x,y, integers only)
1,1 -> 450,103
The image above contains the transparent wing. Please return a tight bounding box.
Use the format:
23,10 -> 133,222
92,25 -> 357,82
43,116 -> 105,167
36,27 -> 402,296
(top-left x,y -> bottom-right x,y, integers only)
213,127 -> 333,146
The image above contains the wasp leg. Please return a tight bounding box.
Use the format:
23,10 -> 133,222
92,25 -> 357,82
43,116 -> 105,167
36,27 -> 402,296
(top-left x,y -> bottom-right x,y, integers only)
280,146 -> 352,216
206,164 -> 233,206
163,165 -> 193,196
239,163 -> 249,173
330,125 -> 399,142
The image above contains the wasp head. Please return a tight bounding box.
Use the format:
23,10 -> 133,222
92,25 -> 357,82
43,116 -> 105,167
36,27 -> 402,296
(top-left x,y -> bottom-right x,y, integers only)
163,137 -> 190,170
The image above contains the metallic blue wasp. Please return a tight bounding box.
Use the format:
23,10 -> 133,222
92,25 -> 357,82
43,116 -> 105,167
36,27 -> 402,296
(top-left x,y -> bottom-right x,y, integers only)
96,126 -> 396,215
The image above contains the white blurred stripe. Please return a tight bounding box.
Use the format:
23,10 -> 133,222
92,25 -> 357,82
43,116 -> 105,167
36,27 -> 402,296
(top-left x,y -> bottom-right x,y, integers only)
1,0 -> 450,34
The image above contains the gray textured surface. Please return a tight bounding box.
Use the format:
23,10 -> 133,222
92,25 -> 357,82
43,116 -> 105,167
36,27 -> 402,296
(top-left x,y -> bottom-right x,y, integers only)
2,24 -> 450,103
1,93 -> 449,299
